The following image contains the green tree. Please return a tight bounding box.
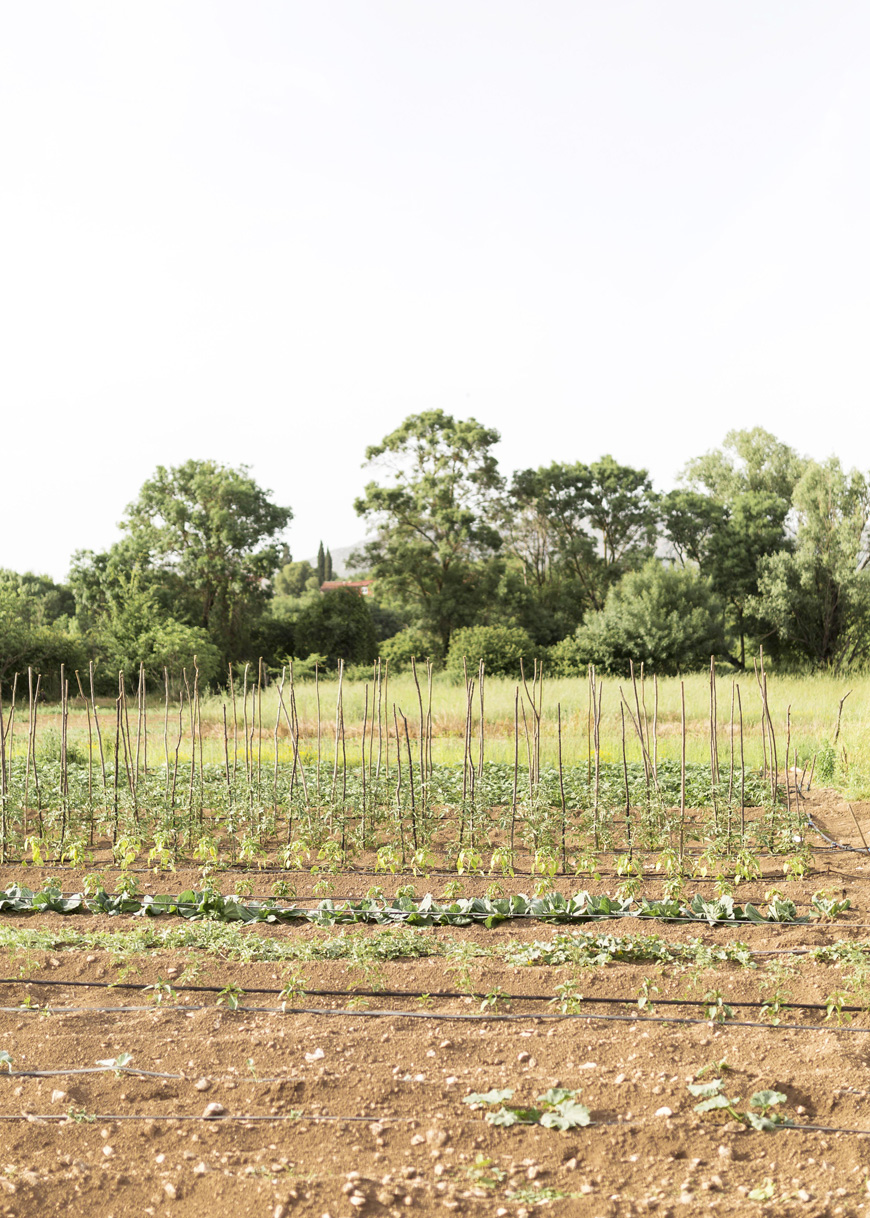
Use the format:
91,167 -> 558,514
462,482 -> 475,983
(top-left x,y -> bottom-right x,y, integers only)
0,584 -> 85,688
752,459 -> 870,668
274,560 -> 318,597
118,460 -> 292,660
293,590 -> 377,669
353,411 -> 504,653
682,427 -> 806,504
316,542 -> 326,585
555,560 -> 725,676
445,624 -> 535,680
501,457 -> 659,643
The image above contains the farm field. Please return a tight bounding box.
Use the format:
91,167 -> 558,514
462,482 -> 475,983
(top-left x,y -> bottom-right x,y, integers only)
1,669 -> 870,1215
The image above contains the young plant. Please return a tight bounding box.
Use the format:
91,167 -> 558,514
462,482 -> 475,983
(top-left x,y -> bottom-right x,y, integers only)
463,1086 -> 591,1130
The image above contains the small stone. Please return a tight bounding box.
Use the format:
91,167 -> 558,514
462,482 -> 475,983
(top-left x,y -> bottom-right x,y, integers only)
526,1166 -> 540,1180
305,1048 -> 325,1063
614,1073 -> 626,1084
410,1134 -> 425,1145
717,1145 -> 732,1160
426,1128 -> 448,1147
797,1189 -> 811,1202
274,1207 -> 288,1218
51,1089 -> 67,1104
102,1146 -> 114,1158
194,1078 -> 210,1092
202,1102 -> 225,1118
192,1162 -> 206,1176
679,1193 -> 694,1204
655,1107 -> 673,1118
164,1182 -> 178,1200
517,1052 -> 530,1063
565,1158 -> 578,1171
349,1197 -> 366,1209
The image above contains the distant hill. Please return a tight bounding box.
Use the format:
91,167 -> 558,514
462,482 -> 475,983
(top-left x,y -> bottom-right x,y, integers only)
303,540 -> 369,579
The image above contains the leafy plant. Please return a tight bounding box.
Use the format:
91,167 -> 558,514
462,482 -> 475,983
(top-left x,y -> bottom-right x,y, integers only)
463,1086 -> 591,1130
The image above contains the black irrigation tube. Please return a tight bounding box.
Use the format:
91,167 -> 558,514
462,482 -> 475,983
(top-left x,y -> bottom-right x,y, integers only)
2,1068 -> 296,1082
0,1112 -> 415,1123
5,1002 -> 870,1033
0,1109 -> 867,1136
807,815 -> 870,857
5,975 -> 869,1016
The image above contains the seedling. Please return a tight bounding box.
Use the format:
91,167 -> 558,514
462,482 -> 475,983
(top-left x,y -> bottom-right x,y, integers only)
216,983 -> 245,1010
466,1155 -> 506,1188
0,1051 -> 13,1073
480,987 -> 511,1012
145,978 -> 177,1006
96,1053 -> 133,1077
747,1178 -> 777,1201
702,989 -> 734,1023
688,1080 -> 793,1130
463,1086 -> 591,1130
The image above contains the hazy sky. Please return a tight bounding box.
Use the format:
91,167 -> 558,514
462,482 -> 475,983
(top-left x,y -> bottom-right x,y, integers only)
2,1 -> 868,580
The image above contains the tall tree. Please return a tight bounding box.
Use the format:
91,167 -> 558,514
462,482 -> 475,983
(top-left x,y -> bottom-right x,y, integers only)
752,459 -> 870,668
316,541 -> 326,585
118,460 -> 291,660
353,411 -> 503,653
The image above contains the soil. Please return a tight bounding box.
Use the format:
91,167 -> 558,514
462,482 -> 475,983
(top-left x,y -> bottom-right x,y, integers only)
2,786 -> 870,1217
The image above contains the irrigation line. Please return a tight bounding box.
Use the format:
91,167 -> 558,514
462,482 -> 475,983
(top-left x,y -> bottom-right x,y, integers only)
5,1002 -> 870,1034
5,976 -> 870,1015
0,1109 -> 868,1137
806,815 -> 870,857
0,1112 -> 416,1124
2,1068 -> 297,1082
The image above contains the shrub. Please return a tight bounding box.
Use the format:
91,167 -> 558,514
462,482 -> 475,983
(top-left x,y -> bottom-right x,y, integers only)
445,625 -> 535,681
378,627 -> 441,672
564,560 -> 725,676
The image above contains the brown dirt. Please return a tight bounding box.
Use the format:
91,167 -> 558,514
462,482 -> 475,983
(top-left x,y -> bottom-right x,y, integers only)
2,788 -> 870,1216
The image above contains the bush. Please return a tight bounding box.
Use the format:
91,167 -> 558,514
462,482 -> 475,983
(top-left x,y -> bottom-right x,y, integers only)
293,590 -> 377,668
563,560 -> 725,676
378,627 -> 441,672
445,625 -> 535,681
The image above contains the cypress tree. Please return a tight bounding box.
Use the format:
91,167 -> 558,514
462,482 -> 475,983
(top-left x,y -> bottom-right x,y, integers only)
325,548 -> 334,581
316,541 -> 326,585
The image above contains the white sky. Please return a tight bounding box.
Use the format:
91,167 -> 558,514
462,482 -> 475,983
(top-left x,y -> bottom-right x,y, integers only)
2,1 -> 868,581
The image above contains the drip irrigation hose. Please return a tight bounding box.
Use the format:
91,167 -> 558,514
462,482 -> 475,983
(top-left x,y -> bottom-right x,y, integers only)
3,1002 -> 870,1033
4,975 -> 869,1015
806,814 -> 870,856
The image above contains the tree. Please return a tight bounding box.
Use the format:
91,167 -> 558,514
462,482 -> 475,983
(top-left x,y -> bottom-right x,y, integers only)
663,429 -> 803,668
445,624 -> 535,680
273,560 -> 318,597
293,589 -> 377,668
119,460 -> 292,660
501,457 -> 659,644
353,411 -> 504,653
752,459 -> 870,668
0,583 -> 85,689
554,560 -> 725,676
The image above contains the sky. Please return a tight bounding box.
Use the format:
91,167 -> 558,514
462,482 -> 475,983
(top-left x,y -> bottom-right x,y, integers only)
2,1 -> 868,581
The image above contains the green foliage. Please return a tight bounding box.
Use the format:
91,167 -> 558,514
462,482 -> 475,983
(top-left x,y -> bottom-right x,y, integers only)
293,589 -> 377,668
273,560 -> 318,597
563,560 -> 725,675
0,583 -> 85,685
445,624 -> 535,680
464,1086 -> 591,1130
354,410 -> 504,651
752,459 -> 870,668
378,626 -> 441,670
121,459 -> 292,660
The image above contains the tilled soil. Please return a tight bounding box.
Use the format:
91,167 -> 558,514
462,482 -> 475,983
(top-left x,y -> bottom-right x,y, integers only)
2,788 -> 870,1217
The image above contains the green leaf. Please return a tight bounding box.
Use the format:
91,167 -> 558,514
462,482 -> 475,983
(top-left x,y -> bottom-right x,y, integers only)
539,1100 -> 591,1130
463,1088 -> 514,1109
687,1079 -> 723,1097
750,1089 -> 787,1109
694,1094 -> 732,1113
536,1088 -> 578,1107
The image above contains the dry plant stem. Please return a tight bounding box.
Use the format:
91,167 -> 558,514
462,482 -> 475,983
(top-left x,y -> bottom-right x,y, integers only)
679,680 -> 686,862
59,675 -> 70,848
737,683 -> 745,840
361,683 -> 368,840
848,803 -> 870,854
383,660 -> 390,784
586,666 -> 593,788
272,670 -> 284,816
112,694 -> 121,844
30,673 -> 42,836
557,702 -> 567,870
315,662 -> 322,796
0,683 -> 6,862
727,680 -> 735,839
330,661 -> 344,813
87,662 -> 106,801
411,657 -> 426,815
74,670 -> 94,818
709,657 -> 719,833
223,703 -> 232,801
163,668 -> 171,784
23,668 -> 33,842
228,664 -> 238,781
620,702 -> 632,861
834,690 -> 852,746
477,659 -> 485,787
276,675 -> 309,816
629,661 -> 649,800
652,675 -> 659,777
374,659 -> 383,781
400,707 -> 417,851
426,660 -> 434,782
256,657 -> 263,800
195,657 -> 205,823
135,663 -> 144,788
784,705 -> 793,821
242,662 -> 250,784
392,703 -> 405,863
510,686 -> 519,855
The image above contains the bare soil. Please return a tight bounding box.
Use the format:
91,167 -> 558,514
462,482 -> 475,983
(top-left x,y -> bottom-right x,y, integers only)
2,787 -> 870,1217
